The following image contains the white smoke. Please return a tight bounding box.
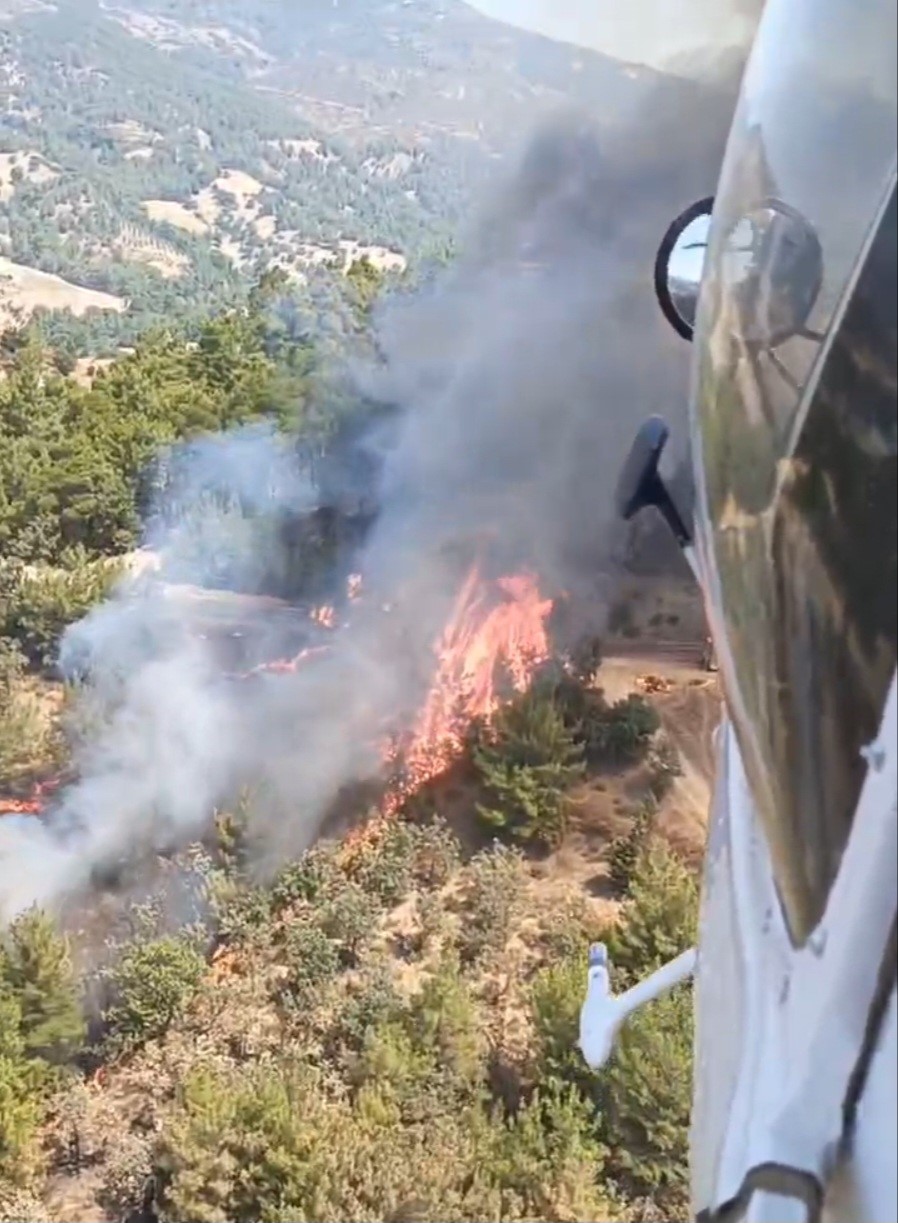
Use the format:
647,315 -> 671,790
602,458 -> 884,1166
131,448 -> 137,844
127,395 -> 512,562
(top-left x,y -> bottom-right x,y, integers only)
0,57 -> 746,922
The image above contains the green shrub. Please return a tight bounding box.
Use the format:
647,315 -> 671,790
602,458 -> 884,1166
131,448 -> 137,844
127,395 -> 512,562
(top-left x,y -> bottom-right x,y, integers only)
597,988 -> 693,1218
0,989 -> 43,1183
270,842 -> 341,911
279,920 -> 341,1011
318,881 -> 382,968
0,557 -> 121,670
407,818 -> 462,890
600,838 -> 697,1214
497,1084 -> 618,1222
156,1064 -> 501,1223
212,793 -> 253,876
327,967 -> 404,1059
352,818 -> 415,906
0,908 -> 85,1066
456,843 -> 526,968
607,838 -> 698,988
608,801 -> 657,895
582,693 -> 661,767
529,954 -> 594,1097
0,912 -> 86,1186
474,687 -> 584,848
154,1062 -> 336,1223
529,836 -> 699,1217
102,933 -> 206,1054
207,874 -> 274,947
352,1018 -> 436,1120
406,956 -> 486,1100
346,956 -> 486,1125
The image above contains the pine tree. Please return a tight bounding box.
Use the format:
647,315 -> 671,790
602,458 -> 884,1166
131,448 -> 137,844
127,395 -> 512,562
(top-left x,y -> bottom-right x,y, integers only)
474,688 -> 585,848
0,987 -> 43,1181
0,908 -> 85,1065
608,838 -> 699,987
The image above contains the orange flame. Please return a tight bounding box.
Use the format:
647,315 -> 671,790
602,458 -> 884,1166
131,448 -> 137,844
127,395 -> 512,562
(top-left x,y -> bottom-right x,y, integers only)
310,604 -> 337,629
231,644 -> 330,681
0,798 -> 42,817
0,775 -> 63,818
379,563 -> 553,818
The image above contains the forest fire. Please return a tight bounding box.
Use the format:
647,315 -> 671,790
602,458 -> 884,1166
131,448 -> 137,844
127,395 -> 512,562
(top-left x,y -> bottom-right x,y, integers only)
337,563 -> 554,863
0,776 -> 64,819
379,563 -> 553,817
2,566 -> 554,865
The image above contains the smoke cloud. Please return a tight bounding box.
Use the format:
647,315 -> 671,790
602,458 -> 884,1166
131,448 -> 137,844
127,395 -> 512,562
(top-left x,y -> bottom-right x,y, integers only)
0,59 -> 744,922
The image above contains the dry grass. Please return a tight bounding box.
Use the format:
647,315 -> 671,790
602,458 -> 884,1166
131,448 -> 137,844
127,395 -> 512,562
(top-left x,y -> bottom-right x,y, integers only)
113,225 -> 190,280
0,149 -> 58,202
141,199 -> 210,237
0,257 -> 125,326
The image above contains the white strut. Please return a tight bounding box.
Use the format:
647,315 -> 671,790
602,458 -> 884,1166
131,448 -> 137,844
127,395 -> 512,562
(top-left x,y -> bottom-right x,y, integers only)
579,942 -> 698,1069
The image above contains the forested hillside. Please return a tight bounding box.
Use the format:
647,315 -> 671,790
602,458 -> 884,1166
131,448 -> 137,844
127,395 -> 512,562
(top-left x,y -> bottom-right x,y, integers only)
0,263 -> 710,1222
0,7 -> 711,1219
0,0 -> 655,353
0,292 -> 709,1223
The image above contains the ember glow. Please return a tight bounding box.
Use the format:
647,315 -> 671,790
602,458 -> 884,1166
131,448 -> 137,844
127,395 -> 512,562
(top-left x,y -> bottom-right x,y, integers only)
310,604 -> 337,629
0,776 -> 63,818
231,644 -> 331,681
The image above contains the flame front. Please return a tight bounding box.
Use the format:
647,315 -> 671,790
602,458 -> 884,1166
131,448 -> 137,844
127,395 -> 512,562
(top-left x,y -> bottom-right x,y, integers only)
0,776 -> 63,818
380,563 -> 553,817
5,569 -> 553,862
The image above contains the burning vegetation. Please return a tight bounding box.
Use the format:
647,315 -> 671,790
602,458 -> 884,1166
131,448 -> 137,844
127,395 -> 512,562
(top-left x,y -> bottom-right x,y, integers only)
0,370 -> 714,1223
0,71 -> 729,1216
381,563 -> 554,814
0,568 -> 709,1223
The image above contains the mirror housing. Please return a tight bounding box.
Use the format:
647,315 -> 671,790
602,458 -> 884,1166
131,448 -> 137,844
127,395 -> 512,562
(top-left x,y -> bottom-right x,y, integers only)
653,194 -> 825,348
615,416 -> 692,548
654,197 -> 714,341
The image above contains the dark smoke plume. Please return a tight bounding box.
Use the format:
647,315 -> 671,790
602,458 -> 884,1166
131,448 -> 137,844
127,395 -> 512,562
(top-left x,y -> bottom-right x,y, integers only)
0,59 -> 744,921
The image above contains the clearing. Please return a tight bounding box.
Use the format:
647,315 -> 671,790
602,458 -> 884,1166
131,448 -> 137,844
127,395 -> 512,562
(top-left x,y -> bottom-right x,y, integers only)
0,258 -> 126,326
113,225 -> 190,280
141,199 -> 210,237
195,168 -> 266,226
0,149 -> 58,201
142,171 -> 406,277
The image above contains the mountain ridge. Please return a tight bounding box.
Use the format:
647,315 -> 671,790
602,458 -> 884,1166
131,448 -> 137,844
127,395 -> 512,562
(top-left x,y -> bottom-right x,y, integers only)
0,0 -> 670,352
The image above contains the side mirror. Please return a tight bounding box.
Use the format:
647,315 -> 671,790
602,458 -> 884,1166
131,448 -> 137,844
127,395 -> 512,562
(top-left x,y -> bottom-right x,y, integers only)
654,194 -> 825,349
615,415 -> 692,548
654,197 -> 714,341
